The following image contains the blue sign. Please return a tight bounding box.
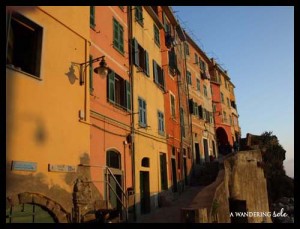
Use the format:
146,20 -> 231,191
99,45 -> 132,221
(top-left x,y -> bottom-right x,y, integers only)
12,161 -> 37,171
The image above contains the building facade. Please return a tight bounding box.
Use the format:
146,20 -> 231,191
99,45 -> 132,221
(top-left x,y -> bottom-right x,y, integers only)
6,6 -> 91,223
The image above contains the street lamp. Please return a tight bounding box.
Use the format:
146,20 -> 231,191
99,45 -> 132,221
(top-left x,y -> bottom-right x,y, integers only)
78,56 -> 109,85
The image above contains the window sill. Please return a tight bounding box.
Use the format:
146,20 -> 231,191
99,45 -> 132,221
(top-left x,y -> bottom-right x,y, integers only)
113,46 -> 125,57
90,24 -> 96,30
6,65 -> 41,81
108,100 -> 130,113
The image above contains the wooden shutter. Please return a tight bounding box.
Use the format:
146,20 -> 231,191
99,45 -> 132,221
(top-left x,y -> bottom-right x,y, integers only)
145,50 -> 149,76
108,71 -> 115,102
133,38 -> 139,66
189,99 -> 194,114
198,105 -> 203,119
126,81 -> 131,110
153,60 -> 158,83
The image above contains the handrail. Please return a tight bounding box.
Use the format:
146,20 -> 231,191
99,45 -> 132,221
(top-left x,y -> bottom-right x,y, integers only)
105,166 -> 128,222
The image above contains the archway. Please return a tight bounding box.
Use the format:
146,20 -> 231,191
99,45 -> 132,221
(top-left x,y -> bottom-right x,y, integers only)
216,127 -> 230,155
6,192 -> 70,223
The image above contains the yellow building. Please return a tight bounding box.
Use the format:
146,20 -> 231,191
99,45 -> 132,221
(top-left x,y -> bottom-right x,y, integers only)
129,6 -> 168,218
6,6 -> 94,223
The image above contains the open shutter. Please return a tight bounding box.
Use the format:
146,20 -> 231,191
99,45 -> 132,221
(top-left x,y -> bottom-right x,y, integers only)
113,19 -> 119,49
133,38 -> 139,66
145,50 -> 149,76
144,100 -> 147,126
126,81 -> 131,111
189,99 -> 194,114
153,60 -> 158,83
108,71 -> 115,102
119,26 -> 124,52
162,68 -> 165,90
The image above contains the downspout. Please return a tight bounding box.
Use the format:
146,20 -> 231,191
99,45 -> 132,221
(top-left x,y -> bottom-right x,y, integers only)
127,6 -> 136,221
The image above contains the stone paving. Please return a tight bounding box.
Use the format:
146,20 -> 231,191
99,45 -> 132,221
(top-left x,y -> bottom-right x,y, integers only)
136,186 -> 204,223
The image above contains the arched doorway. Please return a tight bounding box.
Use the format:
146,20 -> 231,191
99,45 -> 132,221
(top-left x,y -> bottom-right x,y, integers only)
216,127 -> 230,155
106,150 -> 123,212
6,193 -> 70,223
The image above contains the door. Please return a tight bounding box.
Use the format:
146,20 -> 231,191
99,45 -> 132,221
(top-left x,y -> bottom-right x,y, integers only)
229,198 -> 248,223
171,158 -> 178,192
109,174 -> 122,212
195,143 -> 200,164
140,171 -> 150,214
160,153 -> 168,190
203,139 -> 209,162
183,157 -> 188,185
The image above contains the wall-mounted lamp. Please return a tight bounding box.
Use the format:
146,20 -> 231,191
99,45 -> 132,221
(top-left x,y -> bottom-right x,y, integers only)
77,56 -> 109,85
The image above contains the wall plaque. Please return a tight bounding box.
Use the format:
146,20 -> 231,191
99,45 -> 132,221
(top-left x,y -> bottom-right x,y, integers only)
12,161 -> 37,171
48,164 -> 76,173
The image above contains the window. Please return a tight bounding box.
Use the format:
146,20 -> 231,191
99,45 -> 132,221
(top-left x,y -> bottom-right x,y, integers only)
204,85 -> 208,97
89,55 -> 94,93
135,6 -> 143,25
194,53 -> 198,64
209,112 -> 213,123
170,94 -> 176,118
119,6 -> 124,11
193,102 -> 198,116
180,108 -> 185,138
186,71 -> 192,85
107,71 -> 131,111
184,42 -> 189,56
154,24 -> 160,47
107,150 -> 121,169
225,80 -> 228,89
168,48 -> 177,71
196,78 -> 200,91
158,111 -> 165,135
200,60 -> 205,71
132,38 -> 149,76
153,60 -> 165,90
227,97 -> 230,108
198,105 -> 203,119
138,97 -> 147,127
229,115 -> 232,125
6,12 -> 43,77
221,92 -> 224,104
203,108 -> 207,121
142,157 -> 150,167
90,6 -> 95,28
213,104 -> 216,113
113,18 -> 124,54
223,111 -> 227,123
211,86 -> 213,96
163,12 -> 171,34
177,151 -> 181,169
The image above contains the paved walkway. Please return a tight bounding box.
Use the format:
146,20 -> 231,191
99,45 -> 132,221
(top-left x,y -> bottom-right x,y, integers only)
136,186 -> 204,223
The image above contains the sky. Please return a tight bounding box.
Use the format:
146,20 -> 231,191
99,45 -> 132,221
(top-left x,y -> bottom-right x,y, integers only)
172,6 -> 294,178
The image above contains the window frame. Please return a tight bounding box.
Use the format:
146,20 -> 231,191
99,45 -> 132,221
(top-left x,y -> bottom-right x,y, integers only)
157,110 -> 165,135
154,23 -> 160,47
138,97 -> 147,127
135,6 -> 143,26
113,18 -> 124,54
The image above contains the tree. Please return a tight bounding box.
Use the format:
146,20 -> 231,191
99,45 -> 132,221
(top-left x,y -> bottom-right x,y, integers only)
258,131 -> 293,204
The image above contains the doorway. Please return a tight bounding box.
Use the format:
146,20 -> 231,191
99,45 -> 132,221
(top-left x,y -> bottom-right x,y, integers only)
140,171 -> 150,214
171,158 -> 178,192
203,139 -> 209,162
195,143 -> 200,164
108,174 -> 122,212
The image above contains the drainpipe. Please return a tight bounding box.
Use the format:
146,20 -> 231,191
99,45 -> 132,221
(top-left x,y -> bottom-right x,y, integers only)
127,6 -> 136,221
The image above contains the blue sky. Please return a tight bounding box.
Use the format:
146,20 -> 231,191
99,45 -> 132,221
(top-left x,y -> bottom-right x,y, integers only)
172,6 -> 294,178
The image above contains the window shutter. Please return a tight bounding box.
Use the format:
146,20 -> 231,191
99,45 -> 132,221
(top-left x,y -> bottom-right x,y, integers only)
133,38 -> 139,66
153,60 -> 158,83
108,71 -> 115,102
89,55 -> 93,92
119,26 -> 124,52
189,99 -> 194,114
113,19 -> 119,48
126,81 -> 131,110
145,50 -> 149,76
144,100 -> 147,125
198,105 -> 203,119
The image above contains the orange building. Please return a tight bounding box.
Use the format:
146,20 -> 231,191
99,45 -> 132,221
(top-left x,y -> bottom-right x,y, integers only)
157,6 -> 192,195
88,6 -> 133,221
210,58 -> 238,156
